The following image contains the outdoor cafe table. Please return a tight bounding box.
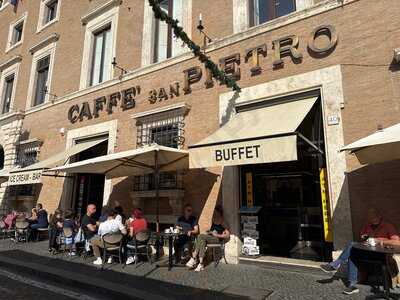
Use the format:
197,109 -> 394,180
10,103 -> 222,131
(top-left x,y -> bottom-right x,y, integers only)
156,232 -> 181,271
353,242 -> 400,299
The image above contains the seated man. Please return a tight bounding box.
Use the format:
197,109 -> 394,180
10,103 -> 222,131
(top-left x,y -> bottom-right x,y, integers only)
174,204 -> 199,262
186,205 -> 230,272
29,203 -> 49,240
81,204 -> 98,242
321,208 -> 400,295
91,209 -> 127,265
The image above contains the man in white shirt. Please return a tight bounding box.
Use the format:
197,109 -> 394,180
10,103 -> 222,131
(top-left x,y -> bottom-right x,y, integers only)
91,209 -> 127,265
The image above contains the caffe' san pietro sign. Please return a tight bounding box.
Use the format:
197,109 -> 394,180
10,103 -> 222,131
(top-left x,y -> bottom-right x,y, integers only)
68,25 -> 338,124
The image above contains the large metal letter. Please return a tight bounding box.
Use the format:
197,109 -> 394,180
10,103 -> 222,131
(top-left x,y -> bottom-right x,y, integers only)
245,44 -> 267,76
308,25 -> 338,54
272,35 -> 303,66
183,67 -> 202,94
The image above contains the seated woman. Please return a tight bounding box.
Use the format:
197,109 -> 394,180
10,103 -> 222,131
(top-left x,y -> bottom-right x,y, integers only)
29,203 -> 49,240
63,210 -> 77,256
186,205 -> 230,272
126,208 -> 148,265
48,209 -> 63,252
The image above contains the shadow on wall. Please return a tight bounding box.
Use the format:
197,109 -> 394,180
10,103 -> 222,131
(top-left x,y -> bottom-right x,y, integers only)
347,159 -> 400,239
108,177 -> 135,214
184,168 -> 221,233
106,169 -> 220,231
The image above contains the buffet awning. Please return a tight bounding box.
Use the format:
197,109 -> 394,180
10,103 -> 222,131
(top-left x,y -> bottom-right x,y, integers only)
49,144 -> 189,179
341,123 -> 400,165
8,138 -> 107,186
188,96 -> 318,169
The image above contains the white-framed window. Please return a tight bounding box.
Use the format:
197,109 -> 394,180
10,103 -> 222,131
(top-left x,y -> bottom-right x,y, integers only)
249,0 -> 296,26
37,0 -> 61,33
0,0 -> 10,12
0,62 -> 20,115
26,42 -> 57,109
80,5 -> 118,89
6,13 -> 27,52
141,0 -> 192,66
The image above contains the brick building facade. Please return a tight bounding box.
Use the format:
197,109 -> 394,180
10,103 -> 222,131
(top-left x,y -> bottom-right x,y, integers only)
0,0 -> 399,263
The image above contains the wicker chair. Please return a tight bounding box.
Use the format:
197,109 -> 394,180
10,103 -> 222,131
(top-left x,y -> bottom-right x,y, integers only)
61,227 -> 74,256
124,230 -> 152,268
101,232 -> 123,270
0,220 -> 15,240
15,221 -> 29,243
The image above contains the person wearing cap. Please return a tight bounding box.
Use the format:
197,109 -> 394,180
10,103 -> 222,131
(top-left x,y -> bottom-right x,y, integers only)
125,208 -> 148,265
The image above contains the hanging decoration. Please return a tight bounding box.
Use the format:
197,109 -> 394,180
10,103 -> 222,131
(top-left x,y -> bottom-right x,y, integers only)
148,0 -> 241,93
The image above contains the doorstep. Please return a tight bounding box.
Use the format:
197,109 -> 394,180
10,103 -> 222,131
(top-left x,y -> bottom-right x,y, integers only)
239,255 -> 328,275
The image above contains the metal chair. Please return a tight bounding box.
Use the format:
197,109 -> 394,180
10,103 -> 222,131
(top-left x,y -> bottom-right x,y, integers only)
207,239 -> 228,267
101,232 -> 123,270
36,227 -> 49,241
14,221 -> 29,243
124,230 -> 152,268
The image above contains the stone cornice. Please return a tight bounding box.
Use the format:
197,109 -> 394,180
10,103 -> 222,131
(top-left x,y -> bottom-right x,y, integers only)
81,0 -> 122,25
0,111 -> 25,126
29,33 -> 60,54
0,56 -> 22,71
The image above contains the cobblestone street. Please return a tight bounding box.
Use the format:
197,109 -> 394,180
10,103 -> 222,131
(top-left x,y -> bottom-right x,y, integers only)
0,240 -> 396,299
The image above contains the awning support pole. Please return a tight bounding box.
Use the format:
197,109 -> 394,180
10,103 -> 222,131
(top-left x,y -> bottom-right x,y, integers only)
297,132 -> 324,155
155,150 -> 160,233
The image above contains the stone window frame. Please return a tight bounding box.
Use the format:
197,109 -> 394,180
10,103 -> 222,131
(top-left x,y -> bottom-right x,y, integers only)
0,0 -> 10,12
26,41 -> 57,110
79,4 -> 119,90
6,13 -> 27,53
232,0 -> 313,34
0,62 -> 20,116
36,0 -> 62,34
141,0 -> 192,67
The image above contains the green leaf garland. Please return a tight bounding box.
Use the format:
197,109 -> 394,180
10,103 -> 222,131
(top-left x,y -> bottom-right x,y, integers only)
148,0 -> 241,93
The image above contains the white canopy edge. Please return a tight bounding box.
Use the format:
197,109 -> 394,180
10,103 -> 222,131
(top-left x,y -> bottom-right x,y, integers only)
10,138 -> 107,173
49,144 -> 189,179
341,123 -> 400,152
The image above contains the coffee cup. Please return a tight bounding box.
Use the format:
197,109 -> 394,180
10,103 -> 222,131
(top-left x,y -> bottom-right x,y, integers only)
368,238 -> 376,247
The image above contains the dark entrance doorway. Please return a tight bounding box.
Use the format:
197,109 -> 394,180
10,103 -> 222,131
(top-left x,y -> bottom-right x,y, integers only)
72,139 -> 108,218
240,98 -> 331,261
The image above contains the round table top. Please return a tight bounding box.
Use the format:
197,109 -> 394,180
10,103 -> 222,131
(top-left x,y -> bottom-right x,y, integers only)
353,242 -> 400,254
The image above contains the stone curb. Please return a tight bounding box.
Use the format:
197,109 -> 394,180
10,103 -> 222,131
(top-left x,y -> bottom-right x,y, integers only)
0,255 -> 172,300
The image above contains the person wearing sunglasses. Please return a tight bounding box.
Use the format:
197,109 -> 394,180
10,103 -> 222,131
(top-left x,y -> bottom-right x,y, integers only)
174,204 -> 199,263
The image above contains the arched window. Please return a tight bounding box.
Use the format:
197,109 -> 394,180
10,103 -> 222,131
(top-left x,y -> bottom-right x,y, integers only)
0,146 -> 4,170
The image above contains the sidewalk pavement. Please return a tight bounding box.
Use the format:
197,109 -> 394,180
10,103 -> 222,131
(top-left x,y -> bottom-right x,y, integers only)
0,240 -> 396,300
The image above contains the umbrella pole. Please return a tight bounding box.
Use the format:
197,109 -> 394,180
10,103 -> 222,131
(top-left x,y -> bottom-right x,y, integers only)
155,151 -> 160,233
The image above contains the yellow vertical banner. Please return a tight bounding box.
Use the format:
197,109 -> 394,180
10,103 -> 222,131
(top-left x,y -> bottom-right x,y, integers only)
246,172 -> 253,208
320,168 -> 333,242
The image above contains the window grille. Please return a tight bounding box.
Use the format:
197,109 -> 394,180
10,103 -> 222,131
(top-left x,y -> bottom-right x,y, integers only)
133,171 -> 183,191
136,109 -> 185,149
8,185 -> 36,197
15,140 -> 41,168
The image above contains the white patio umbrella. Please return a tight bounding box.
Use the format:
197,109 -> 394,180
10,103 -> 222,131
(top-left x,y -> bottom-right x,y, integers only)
341,123 -> 400,165
50,144 -> 189,232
